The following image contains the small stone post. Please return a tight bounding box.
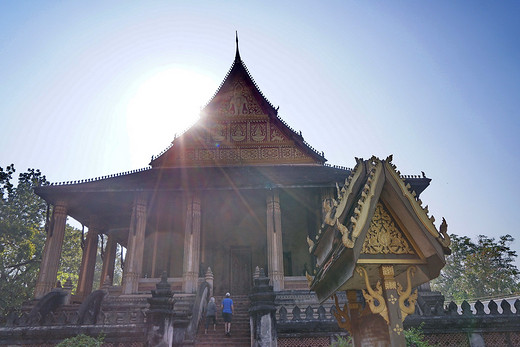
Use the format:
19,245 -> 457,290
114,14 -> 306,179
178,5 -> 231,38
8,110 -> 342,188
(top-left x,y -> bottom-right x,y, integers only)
249,268 -> 277,347
62,278 -> 73,305
205,267 -> 214,297
146,272 -> 176,347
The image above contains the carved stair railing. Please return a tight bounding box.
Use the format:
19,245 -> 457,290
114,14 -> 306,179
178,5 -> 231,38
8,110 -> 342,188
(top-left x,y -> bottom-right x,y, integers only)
185,281 -> 211,341
26,289 -> 68,325
76,289 -> 107,324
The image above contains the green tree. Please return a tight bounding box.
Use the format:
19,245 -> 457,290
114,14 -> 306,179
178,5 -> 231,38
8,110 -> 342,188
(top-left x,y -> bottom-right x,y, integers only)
0,165 -> 48,317
0,165 -> 85,318
432,233 -> 520,301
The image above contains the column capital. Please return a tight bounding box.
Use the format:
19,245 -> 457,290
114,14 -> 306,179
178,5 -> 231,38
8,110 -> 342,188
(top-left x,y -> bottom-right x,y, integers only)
53,201 -> 68,215
134,192 -> 148,206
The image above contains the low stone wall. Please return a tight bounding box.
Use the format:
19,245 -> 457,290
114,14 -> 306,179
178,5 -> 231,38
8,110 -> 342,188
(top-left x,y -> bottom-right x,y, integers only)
406,298 -> 520,347
3,288 -> 520,346
274,290 -> 520,347
1,295 -> 149,346
0,292 -> 195,346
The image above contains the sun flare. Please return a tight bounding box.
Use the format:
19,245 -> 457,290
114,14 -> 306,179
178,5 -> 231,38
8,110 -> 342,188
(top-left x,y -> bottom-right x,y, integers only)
126,67 -> 217,167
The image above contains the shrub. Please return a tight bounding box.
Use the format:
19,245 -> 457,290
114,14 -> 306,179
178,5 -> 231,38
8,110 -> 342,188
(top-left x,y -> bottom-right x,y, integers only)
55,333 -> 104,347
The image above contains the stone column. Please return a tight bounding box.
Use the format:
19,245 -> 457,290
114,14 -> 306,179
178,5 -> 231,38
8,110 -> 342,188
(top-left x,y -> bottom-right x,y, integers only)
151,228 -> 160,278
99,233 -> 117,288
76,217 -> 100,300
122,194 -> 148,294
34,202 -> 68,299
266,190 -> 284,291
182,192 -> 201,293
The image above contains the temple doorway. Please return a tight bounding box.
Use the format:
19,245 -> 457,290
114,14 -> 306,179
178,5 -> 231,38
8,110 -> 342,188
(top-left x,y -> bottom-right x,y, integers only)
230,246 -> 252,294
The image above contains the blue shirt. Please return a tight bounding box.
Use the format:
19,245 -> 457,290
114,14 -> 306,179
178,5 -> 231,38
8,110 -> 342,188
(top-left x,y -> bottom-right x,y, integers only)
222,297 -> 233,313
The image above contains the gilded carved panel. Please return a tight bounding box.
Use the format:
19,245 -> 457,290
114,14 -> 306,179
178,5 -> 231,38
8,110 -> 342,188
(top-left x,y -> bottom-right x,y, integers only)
199,149 -> 216,161
281,147 -> 293,158
240,148 -> 258,160
294,149 -> 305,158
211,123 -> 226,141
261,147 -> 279,159
251,122 -> 267,142
217,81 -> 263,116
270,124 -> 285,142
362,202 -> 414,255
220,149 -> 239,160
230,123 -> 246,142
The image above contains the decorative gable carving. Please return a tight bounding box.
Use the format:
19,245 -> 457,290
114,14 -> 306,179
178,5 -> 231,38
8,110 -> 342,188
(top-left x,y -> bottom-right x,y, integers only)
150,50 -> 326,168
217,81 -> 264,116
362,202 -> 414,255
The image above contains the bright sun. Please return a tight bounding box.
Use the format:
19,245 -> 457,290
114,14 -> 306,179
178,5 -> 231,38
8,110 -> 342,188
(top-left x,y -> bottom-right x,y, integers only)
126,67 -> 217,167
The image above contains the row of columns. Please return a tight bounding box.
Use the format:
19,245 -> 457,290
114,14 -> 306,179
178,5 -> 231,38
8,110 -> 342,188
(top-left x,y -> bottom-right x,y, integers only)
35,188 -> 331,299
33,195 -> 147,299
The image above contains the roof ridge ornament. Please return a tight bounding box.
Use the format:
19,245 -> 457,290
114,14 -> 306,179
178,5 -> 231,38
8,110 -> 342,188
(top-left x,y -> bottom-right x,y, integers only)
235,31 -> 241,61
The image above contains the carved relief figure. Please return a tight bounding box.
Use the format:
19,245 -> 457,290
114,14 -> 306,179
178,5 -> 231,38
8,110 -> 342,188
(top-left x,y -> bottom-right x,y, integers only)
229,83 -> 248,115
212,123 -> 226,141
251,123 -> 266,142
270,126 -> 284,142
362,203 -> 414,255
230,123 -> 246,142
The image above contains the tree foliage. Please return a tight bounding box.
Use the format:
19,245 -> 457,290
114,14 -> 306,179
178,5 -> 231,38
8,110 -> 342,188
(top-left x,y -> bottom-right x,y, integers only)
431,233 -> 520,301
405,324 -> 437,347
0,165 -> 85,318
0,165 -> 48,317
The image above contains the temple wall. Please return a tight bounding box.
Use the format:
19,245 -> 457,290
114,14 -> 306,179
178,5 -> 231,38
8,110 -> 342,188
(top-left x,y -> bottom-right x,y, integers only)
280,189 -> 319,277
202,190 -> 267,295
141,193 -> 186,279
120,185 -> 326,297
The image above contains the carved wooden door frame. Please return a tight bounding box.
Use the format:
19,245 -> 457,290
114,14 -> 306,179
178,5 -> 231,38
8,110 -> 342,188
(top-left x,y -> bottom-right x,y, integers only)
229,246 -> 252,294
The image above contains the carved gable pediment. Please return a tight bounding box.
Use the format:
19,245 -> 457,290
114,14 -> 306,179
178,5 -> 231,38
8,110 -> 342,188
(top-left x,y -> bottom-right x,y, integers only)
358,201 -> 425,264
150,52 -> 325,168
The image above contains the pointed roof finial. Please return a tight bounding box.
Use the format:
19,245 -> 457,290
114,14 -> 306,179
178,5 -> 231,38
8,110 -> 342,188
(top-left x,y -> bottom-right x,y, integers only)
235,31 -> 241,61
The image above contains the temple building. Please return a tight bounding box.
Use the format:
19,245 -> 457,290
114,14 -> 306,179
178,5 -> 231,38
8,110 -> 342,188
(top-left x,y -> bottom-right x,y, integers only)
22,39 -> 443,346
35,41 -> 418,300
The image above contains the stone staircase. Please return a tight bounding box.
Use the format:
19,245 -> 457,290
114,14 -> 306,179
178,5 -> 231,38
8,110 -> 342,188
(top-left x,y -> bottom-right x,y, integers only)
195,294 -> 251,346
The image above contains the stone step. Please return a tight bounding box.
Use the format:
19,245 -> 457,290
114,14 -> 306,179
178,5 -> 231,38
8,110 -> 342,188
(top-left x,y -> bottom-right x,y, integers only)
195,295 -> 251,347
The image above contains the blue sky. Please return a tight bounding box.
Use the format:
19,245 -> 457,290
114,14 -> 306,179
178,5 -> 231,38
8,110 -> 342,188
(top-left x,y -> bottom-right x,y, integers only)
1,2 -> 519,254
